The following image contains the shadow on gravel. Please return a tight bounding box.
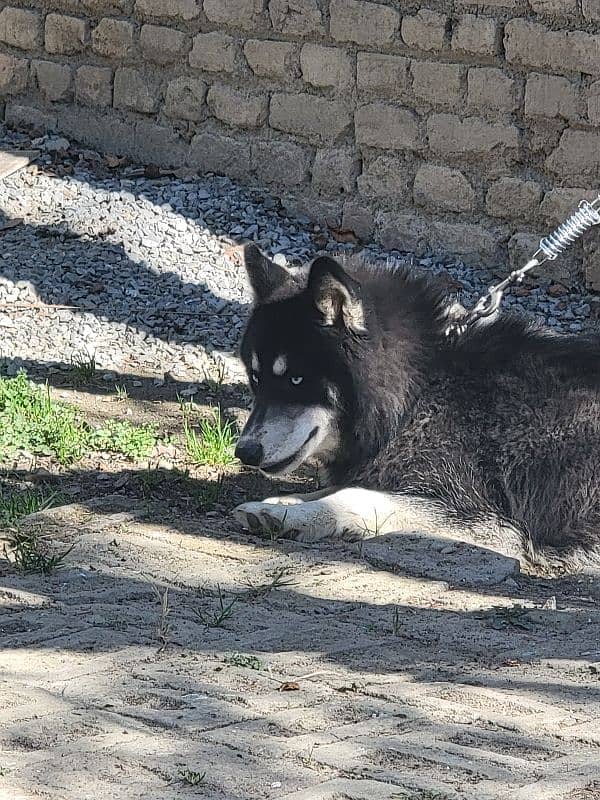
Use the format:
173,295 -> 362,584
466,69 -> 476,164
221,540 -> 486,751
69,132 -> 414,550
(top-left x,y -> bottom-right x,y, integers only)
0,210 -> 248,351
0,148 -> 323,359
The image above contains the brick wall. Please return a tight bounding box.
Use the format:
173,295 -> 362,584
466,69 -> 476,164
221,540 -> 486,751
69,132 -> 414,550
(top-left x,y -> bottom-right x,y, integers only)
0,0 -> 599,288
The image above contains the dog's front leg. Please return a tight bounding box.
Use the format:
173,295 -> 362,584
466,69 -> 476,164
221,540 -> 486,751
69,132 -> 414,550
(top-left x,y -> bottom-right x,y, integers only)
233,488 -> 407,542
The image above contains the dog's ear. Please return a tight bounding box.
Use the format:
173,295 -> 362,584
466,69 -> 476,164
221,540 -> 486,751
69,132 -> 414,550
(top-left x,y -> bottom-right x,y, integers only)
308,256 -> 366,332
242,243 -> 291,304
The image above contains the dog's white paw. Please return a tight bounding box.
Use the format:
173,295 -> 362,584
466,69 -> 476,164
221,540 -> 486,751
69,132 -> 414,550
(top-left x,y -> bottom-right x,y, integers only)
233,499 -> 357,542
233,501 -> 301,538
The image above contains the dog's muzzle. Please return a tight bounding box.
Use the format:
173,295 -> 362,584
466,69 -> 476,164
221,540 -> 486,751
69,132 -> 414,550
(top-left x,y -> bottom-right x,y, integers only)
235,403 -> 337,474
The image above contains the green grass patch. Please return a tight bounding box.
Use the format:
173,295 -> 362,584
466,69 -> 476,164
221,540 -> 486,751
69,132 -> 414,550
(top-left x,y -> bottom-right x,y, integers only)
3,525 -> 73,574
179,770 -> 206,786
194,584 -> 237,628
90,419 -> 156,460
0,488 -> 63,527
68,354 -> 97,386
0,372 -> 91,464
114,384 -> 129,401
204,359 -> 227,396
223,653 -> 264,670
0,372 -> 157,465
239,567 -> 298,598
192,474 -> 225,510
181,403 -> 237,467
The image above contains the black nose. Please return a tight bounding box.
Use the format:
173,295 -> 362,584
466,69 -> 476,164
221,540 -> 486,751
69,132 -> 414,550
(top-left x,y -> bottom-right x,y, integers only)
235,440 -> 264,467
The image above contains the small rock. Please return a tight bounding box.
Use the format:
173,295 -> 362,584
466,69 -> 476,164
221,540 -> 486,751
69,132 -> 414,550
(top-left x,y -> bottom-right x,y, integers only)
548,283 -> 568,297
44,136 -> 71,153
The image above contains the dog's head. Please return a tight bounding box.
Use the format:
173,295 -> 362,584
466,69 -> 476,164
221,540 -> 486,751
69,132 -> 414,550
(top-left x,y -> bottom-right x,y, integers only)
235,245 -> 366,476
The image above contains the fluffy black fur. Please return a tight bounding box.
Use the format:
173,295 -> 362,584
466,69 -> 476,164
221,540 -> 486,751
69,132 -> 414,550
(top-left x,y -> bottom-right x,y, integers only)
241,256 -> 600,564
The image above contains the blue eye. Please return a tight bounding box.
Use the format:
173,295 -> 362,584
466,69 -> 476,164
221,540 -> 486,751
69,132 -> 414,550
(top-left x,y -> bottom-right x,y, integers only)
290,376 -> 303,386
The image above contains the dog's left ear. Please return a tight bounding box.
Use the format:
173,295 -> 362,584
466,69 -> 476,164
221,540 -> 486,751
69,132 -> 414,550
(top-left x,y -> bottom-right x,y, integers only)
308,256 -> 366,332
242,243 -> 292,304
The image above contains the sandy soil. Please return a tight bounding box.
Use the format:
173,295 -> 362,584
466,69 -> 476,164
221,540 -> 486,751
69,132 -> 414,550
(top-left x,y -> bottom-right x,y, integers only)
1,379 -> 600,800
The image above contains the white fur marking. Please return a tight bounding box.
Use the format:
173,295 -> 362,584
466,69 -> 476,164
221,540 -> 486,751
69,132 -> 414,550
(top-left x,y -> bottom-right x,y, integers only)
273,354 -> 287,376
251,352 -> 260,373
238,404 -> 338,473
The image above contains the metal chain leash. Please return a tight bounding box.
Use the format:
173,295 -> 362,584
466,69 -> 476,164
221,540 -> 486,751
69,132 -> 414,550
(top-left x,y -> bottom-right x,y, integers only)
445,193 -> 600,338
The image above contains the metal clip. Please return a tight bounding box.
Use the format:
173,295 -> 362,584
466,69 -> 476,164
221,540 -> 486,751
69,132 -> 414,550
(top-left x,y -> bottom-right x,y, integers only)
446,193 -> 600,338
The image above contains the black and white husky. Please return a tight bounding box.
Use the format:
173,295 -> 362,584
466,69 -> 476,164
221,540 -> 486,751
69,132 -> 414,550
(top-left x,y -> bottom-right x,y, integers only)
233,244 -> 600,568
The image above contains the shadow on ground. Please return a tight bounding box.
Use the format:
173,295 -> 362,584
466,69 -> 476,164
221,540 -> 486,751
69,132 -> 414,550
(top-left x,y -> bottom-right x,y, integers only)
1,473 -> 599,675
0,356 -> 249,400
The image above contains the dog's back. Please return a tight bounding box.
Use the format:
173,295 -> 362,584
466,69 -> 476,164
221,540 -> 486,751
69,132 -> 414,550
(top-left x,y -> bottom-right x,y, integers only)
350,264 -> 600,565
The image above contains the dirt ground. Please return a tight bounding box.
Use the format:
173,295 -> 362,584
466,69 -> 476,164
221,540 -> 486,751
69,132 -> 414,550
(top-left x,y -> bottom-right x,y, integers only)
1,377 -> 600,800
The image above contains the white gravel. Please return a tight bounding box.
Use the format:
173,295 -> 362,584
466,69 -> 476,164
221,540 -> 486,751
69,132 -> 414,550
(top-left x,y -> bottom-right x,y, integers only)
0,127 -> 597,390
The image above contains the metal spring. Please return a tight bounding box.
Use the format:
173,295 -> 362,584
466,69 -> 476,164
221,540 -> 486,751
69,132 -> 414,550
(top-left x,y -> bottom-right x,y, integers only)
539,199 -> 600,260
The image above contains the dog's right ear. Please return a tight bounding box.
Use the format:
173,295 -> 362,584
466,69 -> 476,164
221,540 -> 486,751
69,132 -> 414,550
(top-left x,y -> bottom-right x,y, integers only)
242,243 -> 291,304
308,256 -> 366,333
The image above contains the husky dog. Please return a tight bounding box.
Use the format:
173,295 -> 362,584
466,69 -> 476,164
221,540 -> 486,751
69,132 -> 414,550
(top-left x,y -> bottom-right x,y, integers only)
233,244 -> 600,567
